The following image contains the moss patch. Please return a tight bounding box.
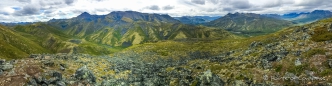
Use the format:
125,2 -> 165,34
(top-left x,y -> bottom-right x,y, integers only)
311,26 -> 332,42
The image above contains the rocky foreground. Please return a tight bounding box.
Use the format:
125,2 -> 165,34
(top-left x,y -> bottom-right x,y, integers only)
0,47 -> 331,86
0,53 -> 229,86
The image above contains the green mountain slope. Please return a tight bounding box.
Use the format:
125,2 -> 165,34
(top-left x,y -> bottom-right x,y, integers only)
293,11 -> 332,24
48,11 -> 239,47
13,23 -> 80,53
0,11 -> 239,59
285,10 -> 332,24
174,16 -> 221,25
12,23 -> 122,55
85,22 -> 238,46
0,24 -> 50,59
206,13 -> 294,36
48,11 -> 180,37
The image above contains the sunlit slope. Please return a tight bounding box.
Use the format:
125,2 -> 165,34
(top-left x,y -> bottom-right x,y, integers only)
13,23 -> 123,55
0,24 -> 50,59
48,11 -> 239,47
206,13 -> 294,36
115,18 -> 332,85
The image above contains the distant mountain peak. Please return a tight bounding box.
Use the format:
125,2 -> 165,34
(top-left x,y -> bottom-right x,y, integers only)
206,12 -> 293,36
77,12 -> 91,18
108,11 -> 145,15
312,10 -> 331,14
108,11 -> 170,17
174,16 -> 221,25
224,12 -> 261,18
106,11 -> 179,23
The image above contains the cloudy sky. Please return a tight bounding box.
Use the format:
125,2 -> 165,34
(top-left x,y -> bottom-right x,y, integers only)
0,0 -> 331,22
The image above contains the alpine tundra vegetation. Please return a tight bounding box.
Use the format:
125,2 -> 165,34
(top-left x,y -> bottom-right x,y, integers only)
0,0 -> 332,85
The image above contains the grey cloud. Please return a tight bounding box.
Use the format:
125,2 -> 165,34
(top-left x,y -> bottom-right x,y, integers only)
35,0 -> 73,15
0,15 -> 11,22
207,0 -> 219,4
223,7 -> 234,11
294,0 -> 332,13
206,8 -> 217,12
40,6 -> 54,10
163,5 -> 174,10
44,9 -> 55,14
14,5 -> 40,16
41,16 -> 49,20
39,1 -> 63,6
57,12 -> 67,16
231,0 -> 252,9
147,5 -> 160,10
72,10 -> 85,14
96,8 -> 109,12
46,14 -> 53,17
0,12 -> 10,15
17,0 -> 31,3
263,0 -> 282,8
191,0 -> 205,5
87,8 -> 112,14
262,0 -> 294,8
64,0 -> 74,5
297,0 -> 328,6
246,7 -> 265,11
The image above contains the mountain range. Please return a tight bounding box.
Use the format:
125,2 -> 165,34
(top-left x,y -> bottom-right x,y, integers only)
1,10 -> 332,57
0,11 -> 241,58
174,16 -> 221,25
48,11 -> 237,47
2,10 -> 331,58
264,10 -> 332,24
206,12 -> 294,36
0,10 -> 332,85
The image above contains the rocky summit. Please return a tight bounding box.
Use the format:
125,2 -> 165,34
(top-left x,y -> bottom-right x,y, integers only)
0,10 -> 332,86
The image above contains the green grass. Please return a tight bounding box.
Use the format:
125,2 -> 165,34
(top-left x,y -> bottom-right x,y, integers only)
0,25 -> 51,59
275,64 -> 283,72
319,69 -> 332,76
13,24 -> 74,51
78,41 -> 125,55
123,26 -> 293,58
310,26 -> 332,42
0,23 -> 127,59
206,13 -> 294,36
287,64 -> 309,75
304,48 -> 326,57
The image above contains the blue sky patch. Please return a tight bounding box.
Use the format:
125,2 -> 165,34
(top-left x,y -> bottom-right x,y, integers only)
12,7 -> 21,11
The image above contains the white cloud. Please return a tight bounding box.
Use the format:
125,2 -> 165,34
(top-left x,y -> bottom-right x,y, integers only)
0,0 -> 331,22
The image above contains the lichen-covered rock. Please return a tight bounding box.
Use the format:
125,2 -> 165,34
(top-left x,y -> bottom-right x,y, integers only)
295,58 -> 302,66
293,51 -> 302,56
249,41 -> 262,48
74,66 -> 96,84
283,72 -> 299,84
196,70 -> 225,86
0,59 -> 5,65
233,80 -> 247,86
27,78 -> 38,86
328,59 -> 332,68
0,70 -> 3,75
56,81 -> 66,86
0,63 -> 14,71
29,54 -> 39,58
261,59 -> 272,69
261,50 -> 288,62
